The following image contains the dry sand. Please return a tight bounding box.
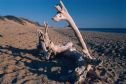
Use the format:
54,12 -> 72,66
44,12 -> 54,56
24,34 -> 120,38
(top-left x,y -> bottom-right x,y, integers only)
0,18 -> 126,84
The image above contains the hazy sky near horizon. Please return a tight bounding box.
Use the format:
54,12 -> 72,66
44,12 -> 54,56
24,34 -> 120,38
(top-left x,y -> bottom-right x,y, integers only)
0,0 -> 126,28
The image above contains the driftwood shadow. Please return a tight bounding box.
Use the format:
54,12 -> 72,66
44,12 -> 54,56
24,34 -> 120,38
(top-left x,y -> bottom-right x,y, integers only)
25,56 -> 77,82
0,45 -> 77,82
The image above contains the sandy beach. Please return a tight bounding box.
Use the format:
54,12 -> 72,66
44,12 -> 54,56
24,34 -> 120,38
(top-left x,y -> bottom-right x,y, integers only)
0,17 -> 126,84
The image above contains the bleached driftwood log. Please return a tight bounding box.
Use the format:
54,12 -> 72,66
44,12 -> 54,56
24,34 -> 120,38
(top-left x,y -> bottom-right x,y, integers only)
52,1 -> 93,59
37,22 -> 88,81
36,22 -> 101,83
51,1 -> 101,82
37,22 -> 74,59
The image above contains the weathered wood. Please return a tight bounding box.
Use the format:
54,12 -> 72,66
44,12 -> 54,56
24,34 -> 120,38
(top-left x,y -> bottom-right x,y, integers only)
36,22 -> 102,83
52,1 -> 94,82
54,49 -> 101,83
52,1 -> 93,59
37,22 -> 75,59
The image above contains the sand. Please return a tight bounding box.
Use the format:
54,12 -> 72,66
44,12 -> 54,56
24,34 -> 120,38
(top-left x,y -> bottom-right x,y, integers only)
0,17 -> 126,84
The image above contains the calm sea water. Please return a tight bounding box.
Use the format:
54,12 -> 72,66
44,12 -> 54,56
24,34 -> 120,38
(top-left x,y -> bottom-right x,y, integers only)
80,28 -> 126,34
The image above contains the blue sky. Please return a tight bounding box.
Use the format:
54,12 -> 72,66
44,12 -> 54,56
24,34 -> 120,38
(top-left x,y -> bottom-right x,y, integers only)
0,0 -> 126,28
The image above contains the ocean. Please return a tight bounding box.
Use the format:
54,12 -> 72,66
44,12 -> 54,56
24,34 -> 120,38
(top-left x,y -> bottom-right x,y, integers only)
79,28 -> 126,34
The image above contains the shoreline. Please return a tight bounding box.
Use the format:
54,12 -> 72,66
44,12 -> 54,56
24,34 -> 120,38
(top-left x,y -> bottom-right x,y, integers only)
79,28 -> 126,34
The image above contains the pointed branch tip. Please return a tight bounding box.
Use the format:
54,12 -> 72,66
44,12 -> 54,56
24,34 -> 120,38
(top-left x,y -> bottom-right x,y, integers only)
59,0 -> 68,12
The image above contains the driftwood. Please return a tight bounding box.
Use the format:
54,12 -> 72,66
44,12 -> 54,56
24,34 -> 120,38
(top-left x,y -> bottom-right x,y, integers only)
52,1 -> 92,59
36,1 -> 102,83
51,1 -> 97,82
36,22 -> 102,83
37,22 -> 74,59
